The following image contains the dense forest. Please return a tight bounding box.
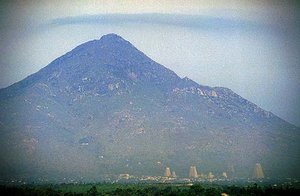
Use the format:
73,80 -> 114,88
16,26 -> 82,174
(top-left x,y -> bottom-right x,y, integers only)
0,183 -> 299,196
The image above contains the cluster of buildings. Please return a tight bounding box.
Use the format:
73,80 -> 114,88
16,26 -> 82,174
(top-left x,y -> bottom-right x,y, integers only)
163,163 -> 265,180
163,165 -> 220,180
116,163 -> 265,183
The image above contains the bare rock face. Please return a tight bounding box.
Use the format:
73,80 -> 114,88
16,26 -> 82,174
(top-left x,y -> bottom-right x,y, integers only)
0,34 -> 299,181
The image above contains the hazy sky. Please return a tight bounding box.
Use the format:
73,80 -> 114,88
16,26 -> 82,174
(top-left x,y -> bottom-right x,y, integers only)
0,0 -> 299,126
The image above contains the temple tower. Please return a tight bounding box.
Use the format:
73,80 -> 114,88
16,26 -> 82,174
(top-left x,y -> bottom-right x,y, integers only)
172,171 -> 177,178
189,166 -> 198,178
253,163 -> 264,179
165,167 -> 171,177
222,172 -> 228,178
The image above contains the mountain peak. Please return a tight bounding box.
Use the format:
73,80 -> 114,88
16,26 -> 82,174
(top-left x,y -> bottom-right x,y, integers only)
99,33 -> 130,46
100,33 -> 123,40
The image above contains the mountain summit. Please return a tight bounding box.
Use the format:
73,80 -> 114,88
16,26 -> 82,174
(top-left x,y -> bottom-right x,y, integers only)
0,34 -> 299,181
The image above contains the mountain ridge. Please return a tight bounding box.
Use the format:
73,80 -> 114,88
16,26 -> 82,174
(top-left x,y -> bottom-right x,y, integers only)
0,33 -> 299,181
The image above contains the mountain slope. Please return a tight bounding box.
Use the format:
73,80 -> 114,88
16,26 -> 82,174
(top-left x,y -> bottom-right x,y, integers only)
0,34 -> 299,181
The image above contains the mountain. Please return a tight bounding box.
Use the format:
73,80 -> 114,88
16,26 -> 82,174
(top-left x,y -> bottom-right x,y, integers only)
0,33 -> 299,181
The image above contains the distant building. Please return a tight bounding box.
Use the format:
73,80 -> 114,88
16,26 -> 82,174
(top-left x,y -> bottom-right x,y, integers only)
172,171 -> 177,178
207,172 -> 214,179
119,174 -> 130,179
222,172 -> 228,178
165,167 -> 171,177
253,163 -> 264,179
189,166 -> 198,178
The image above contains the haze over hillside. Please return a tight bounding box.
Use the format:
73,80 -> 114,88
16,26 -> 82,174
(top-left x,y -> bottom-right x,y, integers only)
0,34 -> 299,182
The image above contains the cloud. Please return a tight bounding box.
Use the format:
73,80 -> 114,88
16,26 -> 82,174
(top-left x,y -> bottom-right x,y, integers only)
46,13 -> 272,32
